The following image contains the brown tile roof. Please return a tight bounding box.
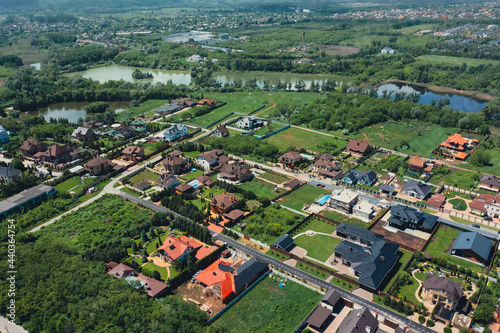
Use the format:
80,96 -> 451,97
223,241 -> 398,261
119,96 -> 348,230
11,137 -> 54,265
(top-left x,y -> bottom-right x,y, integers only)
122,146 -> 144,155
85,157 -> 109,168
346,140 -> 371,155
167,150 -> 183,158
107,263 -> 135,278
175,183 -> 193,193
282,178 -> 301,189
409,155 -> 425,168
224,209 -> 245,221
45,144 -> 71,157
211,193 -> 240,210
469,198 -> 486,212
280,151 -> 302,160
197,149 -> 225,162
426,193 -> 446,208
423,274 -> 463,302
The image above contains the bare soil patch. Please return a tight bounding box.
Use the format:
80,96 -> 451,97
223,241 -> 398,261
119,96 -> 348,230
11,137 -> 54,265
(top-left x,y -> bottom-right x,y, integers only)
319,45 -> 360,55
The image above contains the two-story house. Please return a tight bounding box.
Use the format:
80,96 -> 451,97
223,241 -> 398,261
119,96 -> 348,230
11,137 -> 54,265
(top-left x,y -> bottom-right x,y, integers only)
156,173 -> 180,189
210,193 -> 240,215
345,140 -> 372,157
122,146 -> 145,162
401,180 -> 432,199
279,151 -> 303,168
342,170 -> 377,186
157,236 -> 203,263
218,162 -> 252,183
236,117 -> 265,130
162,155 -> 190,175
422,275 -> 464,311
36,145 -> 73,165
388,204 -> 439,232
196,149 -> 228,171
213,124 -> 230,138
408,155 -> 426,173
164,124 -> 188,142
20,139 -> 47,157
71,127 -> 95,142
0,166 -> 22,184
329,188 -> 358,214
313,153 -> 342,179
479,175 -> 500,193
84,157 -> 110,176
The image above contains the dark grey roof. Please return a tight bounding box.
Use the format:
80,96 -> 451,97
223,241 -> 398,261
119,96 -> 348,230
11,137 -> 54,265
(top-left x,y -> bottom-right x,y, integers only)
218,263 -> 234,273
322,289 -> 341,307
390,204 -> 438,231
452,232 -> 493,262
306,306 -> 332,328
380,184 -> 395,193
402,180 -> 432,196
336,223 -> 384,243
233,257 -> 268,292
343,170 -> 377,184
165,123 -> 187,135
0,184 -> 56,214
423,275 -> 463,302
0,166 -> 22,178
480,175 -> 500,187
337,308 -> 378,333
272,234 -> 294,251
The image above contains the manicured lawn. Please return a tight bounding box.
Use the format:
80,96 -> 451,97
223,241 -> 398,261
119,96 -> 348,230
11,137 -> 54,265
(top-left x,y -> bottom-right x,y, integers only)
116,99 -> 169,121
431,170 -> 478,189
141,142 -> 165,155
417,55 -> 500,67
319,210 -> 369,229
183,169 -> 204,182
293,234 -> 341,262
71,178 -> 97,194
423,226 -> 485,273
121,187 -> 143,197
398,276 -> 421,305
128,169 -> 159,185
239,177 -> 277,199
55,176 -> 82,192
258,171 -> 290,184
279,185 -> 330,211
449,198 -> 467,211
294,218 -> 337,235
383,249 -> 413,293
215,276 -> 322,333
142,262 -> 169,281
265,126 -> 348,153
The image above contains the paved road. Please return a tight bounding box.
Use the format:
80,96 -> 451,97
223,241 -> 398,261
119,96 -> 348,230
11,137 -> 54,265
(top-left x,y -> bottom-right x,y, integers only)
214,233 -> 434,333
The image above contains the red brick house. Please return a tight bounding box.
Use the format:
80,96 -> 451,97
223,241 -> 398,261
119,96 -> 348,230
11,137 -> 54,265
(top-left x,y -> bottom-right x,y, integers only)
210,193 -> 240,214
19,139 -> 47,157
279,151 -> 303,168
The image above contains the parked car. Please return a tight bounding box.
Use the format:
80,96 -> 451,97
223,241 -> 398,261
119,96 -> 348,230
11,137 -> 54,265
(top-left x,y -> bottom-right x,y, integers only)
484,216 -> 493,221
471,224 -> 480,228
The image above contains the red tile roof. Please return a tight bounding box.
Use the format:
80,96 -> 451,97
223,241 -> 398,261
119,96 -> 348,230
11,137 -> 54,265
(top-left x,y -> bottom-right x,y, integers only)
157,236 -> 202,261
346,140 -> 371,155
195,258 -> 233,286
409,155 -> 425,168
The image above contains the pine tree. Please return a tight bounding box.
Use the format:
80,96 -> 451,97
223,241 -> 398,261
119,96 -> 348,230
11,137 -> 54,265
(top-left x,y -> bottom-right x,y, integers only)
132,241 -> 138,253
149,227 -> 155,239
141,229 -> 148,243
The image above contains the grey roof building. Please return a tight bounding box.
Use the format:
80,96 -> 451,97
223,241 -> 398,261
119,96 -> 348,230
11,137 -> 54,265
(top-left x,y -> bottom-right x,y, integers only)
0,166 -> 22,184
337,308 -> 379,333
401,180 -> 432,199
0,184 -> 58,219
342,170 -> 377,186
388,204 -> 439,232
272,234 -> 294,251
451,231 -> 493,264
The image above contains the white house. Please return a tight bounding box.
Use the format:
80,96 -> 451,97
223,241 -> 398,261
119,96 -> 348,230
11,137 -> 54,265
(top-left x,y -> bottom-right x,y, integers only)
0,166 -> 22,184
187,54 -> 202,62
236,117 -> 265,130
163,124 -> 188,142
0,125 -> 9,143
381,47 -> 396,54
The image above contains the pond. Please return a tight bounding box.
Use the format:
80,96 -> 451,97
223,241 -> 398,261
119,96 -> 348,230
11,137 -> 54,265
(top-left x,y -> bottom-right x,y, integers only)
377,82 -> 489,113
32,101 -> 130,123
67,65 -> 346,90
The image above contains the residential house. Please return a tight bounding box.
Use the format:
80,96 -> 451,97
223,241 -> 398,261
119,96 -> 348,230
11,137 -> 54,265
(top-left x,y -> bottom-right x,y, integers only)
479,175 -> 500,193
195,257 -> 268,304
175,183 -> 193,194
342,170 -> 377,186
236,117 -> 265,130
134,180 -> 151,191
408,155 -> 426,172
162,155 -> 190,175
168,150 -> 183,158
334,224 -> 400,291
156,173 -> 180,189
36,145 -> 72,165
422,275 -> 464,311
187,54 -> 202,62
114,126 -> 135,139
195,174 -> 216,188
196,149 -> 228,171
440,133 -> 470,152
388,204 -> 439,232
164,124 -> 188,142
282,178 -> 302,190
352,199 -> 376,221
107,263 -> 136,279
224,209 -> 245,223
401,180 -> 432,199
272,234 -> 295,251
380,184 -> 396,195
337,308 -> 379,333
71,127 -> 95,142
107,263 -> 168,298
0,166 -> 22,184
0,184 -> 57,219
210,193 -> 240,215
381,47 -> 396,54
313,153 -> 342,179
157,236 -> 203,263
130,120 -> 147,134
329,188 -> 358,214
155,103 -> 183,115
19,139 -> 47,157
218,163 -> 252,183
196,98 -> 216,107
279,151 -> 303,168
0,125 -> 9,143
451,231 -> 493,264
122,146 -> 145,162
306,291 -> 343,330
469,193 -> 500,219
426,193 -> 446,209
172,98 -> 196,108
345,140 -> 372,157
84,157 -> 110,176
213,124 -> 229,138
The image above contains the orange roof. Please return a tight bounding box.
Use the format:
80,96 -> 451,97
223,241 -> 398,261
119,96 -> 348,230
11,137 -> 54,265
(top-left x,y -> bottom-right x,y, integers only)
195,258 -> 233,286
195,245 -> 217,261
472,139 -> 479,143
440,142 -> 451,148
221,272 -> 235,300
207,224 -> 224,234
157,236 -> 202,261
409,155 -> 425,168
455,152 -> 468,160
446,133 -> 468,147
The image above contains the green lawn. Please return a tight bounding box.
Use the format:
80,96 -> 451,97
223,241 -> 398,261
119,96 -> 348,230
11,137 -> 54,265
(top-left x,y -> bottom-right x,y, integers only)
265,126 -> 348,153
398,276 -> 421,305
423,227 -> 485,273
183,169 -> 204,182
293,234 -> 341,262
55,176 -> 82,192
294,218 -> 337,235
215,276 -> 322,333
383,249 -> 414,293
431,169 -> 479,189
142,262 -> 169,281
258,171 -> 290,184
417,55 -> 500,67
449,198 -> 467,211
128,169 -> 160,185
319,210 -> 369,229
239,177 -> 277,199
279,185 -> 330,211
121,187 -> 143,197
116,99 -> 169,121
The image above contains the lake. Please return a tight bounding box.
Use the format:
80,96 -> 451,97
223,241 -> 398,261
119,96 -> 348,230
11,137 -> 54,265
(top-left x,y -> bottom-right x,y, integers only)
32,101 -> 130,123
377,82 -> 489,113
67,65 -> 347,90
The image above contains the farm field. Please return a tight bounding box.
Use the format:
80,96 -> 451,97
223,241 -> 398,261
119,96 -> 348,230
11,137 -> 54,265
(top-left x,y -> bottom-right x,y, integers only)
293,234 -> 341,262
214,276 -> 321,333
279,184 -> 330,211
265,126 -> 348,153
417,55 -> 500,67
116,99 -> 169,121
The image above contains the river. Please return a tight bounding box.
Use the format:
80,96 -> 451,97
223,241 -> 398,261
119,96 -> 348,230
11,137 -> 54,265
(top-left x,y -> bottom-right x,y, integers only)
377,82 -> 489,113
31,101 -> 130,123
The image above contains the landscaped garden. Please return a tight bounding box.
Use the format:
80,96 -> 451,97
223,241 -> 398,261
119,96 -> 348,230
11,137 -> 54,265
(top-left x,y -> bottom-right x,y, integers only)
383,249 -> 414,293
214,276 -> 321,333
319,209 -> 369,229
449,198 -> 467,211
278,184 -> 330,211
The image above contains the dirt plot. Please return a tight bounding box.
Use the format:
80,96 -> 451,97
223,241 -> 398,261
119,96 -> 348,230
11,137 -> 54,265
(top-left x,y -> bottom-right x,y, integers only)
370,220 -> 427,252
319,44 -> 360,55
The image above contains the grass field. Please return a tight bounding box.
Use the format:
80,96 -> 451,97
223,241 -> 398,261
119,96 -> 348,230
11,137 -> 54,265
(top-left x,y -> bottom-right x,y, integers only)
353,122 -> 457,157
116,99 -> 169,121
319,210 -> 369,229
215,276 -> 321,333
383,249 -> 413,293
395,24 -> 436,34
55,176 -> 82,192
423,226 -> 485,273
449,198 -> 467,211
297,218 -> 337,235
417,55 -> 500,67
398,276 -> 421,305
128,169 -> 159,185
258,171 -> 290,184
461,146 -> 500,177
430,169 -> 478,189
0,39 -> 48,64
265,127 -> 348,153
279,184 -> 330,211
239,177 -> 277,199
293,234 -> 341,262
183,169 -> 204,182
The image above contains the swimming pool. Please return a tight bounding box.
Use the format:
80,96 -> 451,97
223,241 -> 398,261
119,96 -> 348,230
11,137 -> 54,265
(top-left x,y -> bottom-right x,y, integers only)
315,195 -> 330,206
